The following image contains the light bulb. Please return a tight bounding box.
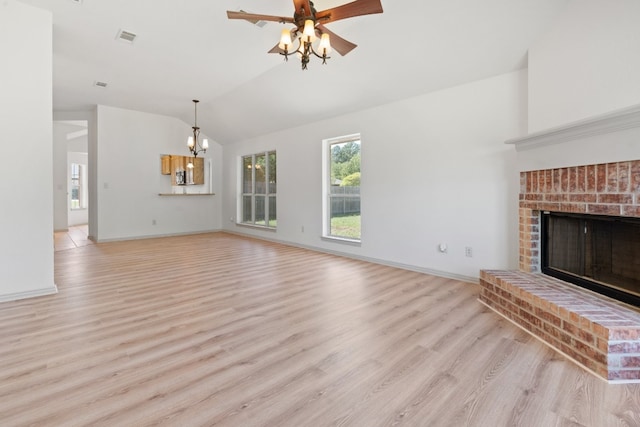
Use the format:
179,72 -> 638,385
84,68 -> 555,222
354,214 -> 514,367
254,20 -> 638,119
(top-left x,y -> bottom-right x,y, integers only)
187,136 -> 194,148
202,139 -> 209,150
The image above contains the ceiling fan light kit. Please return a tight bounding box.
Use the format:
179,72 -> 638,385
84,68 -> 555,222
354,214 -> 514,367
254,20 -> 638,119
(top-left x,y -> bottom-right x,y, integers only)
279,19 -> 332,69
227,0 -> 383,70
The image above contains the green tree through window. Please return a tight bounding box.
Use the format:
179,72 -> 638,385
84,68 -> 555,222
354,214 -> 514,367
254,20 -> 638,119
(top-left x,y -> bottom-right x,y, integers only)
325,137 -> 361,240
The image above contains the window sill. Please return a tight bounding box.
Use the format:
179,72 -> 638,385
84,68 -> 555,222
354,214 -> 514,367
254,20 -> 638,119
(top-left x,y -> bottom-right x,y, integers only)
236,223 -> 277,232
321,236 -> 361,246
158,193 -> 215,196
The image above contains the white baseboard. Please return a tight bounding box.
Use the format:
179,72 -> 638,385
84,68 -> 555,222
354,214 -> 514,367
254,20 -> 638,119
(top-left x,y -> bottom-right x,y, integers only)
95,229 -> 222,243
225,230 -> 479,284
0,284 -> 58,303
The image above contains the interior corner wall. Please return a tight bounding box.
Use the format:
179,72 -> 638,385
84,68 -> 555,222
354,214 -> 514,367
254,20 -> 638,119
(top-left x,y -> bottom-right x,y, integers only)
528,0 -> 640,133
95,105 -> 222,241
0,1 -> 57,301
222,70 -> 527,281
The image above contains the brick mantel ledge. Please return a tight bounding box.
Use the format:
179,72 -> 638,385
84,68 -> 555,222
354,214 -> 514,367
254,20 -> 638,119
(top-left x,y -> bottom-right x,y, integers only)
479,270 -> 640,383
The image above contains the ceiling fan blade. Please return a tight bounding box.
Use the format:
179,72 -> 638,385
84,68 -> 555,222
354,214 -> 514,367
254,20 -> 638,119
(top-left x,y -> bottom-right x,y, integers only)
292,0 -> 313,17
317,24 -> 357,56
316,0 -> 383,24
268,43 -> 282,54
226,10 -> 294,24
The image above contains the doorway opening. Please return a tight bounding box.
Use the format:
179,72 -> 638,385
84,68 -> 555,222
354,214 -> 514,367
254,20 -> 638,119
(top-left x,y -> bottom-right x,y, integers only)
53,120 -> 93,250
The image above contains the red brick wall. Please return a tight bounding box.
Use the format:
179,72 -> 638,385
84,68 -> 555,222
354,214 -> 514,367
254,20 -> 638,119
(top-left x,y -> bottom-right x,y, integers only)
519,160 -> 640,271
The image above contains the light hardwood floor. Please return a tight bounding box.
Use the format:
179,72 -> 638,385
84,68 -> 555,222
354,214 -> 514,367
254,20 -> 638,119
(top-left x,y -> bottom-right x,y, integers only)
54,224 -> 94,252
2,232 -> 639,426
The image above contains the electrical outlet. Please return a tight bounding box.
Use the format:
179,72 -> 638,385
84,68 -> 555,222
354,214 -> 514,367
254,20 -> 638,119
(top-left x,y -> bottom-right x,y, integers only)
465,246 -> 473,257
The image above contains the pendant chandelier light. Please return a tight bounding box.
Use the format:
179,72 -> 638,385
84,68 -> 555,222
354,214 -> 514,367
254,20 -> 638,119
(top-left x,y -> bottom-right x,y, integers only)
186,99 -> 208,168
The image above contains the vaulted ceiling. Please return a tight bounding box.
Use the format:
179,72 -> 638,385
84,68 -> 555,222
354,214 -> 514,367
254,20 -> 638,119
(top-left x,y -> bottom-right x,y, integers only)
19,0 -> 568,144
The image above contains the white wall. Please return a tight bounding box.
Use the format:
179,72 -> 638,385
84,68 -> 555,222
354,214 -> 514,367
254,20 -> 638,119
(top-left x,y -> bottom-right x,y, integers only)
95,105 -> 222,241
528,0 -> 640,133
223,71 -> 527,281
0,1 -> 57,301
53,123 -> 69,231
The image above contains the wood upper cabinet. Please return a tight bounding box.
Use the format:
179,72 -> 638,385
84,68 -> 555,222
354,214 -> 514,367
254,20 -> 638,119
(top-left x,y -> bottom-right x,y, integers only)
162,155 -> 205,185
161,155 -> 171,175
191,157 -> 204,185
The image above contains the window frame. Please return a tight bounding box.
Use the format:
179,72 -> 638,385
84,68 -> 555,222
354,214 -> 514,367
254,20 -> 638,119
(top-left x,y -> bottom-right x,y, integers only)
322,134 -> 361,243
70,162 -> 87,210
239,151 -> 277,229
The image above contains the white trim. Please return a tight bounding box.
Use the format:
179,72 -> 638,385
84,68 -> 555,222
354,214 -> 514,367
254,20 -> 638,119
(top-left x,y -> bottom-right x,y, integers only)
95,229 -> 222,243
322,134 -> 362,241
0,285 -> 58,303
321,235 -> 361,246
506,103 -> 640,151
322,138 -> 330,237
239,151 -> 277,229
324,133 -> 362,145
226,230 -> 478,284
235,222 -> 277,232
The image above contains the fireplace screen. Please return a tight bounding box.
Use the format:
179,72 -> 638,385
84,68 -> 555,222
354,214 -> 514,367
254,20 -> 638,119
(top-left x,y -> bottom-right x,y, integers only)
542,212 -> 640,306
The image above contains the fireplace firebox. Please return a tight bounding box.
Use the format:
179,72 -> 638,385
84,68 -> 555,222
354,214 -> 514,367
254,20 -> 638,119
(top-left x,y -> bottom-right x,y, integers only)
541,211 -> 640,307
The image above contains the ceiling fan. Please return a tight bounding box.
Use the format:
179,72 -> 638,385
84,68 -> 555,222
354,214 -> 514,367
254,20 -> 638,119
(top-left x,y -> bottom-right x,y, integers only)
227,0 -> 384,69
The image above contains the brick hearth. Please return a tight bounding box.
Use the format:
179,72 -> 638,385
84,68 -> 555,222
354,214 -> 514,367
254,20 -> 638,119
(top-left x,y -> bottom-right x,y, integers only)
479,270 -> 640,382
480,159 -> 640,383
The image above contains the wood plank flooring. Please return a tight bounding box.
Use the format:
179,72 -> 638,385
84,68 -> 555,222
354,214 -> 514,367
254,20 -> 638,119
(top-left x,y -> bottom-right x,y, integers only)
1,232 -> 639,426
54,224 -> 93,252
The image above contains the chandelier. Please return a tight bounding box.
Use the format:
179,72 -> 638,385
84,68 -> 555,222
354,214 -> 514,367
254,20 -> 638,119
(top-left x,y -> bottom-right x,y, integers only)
186,99 -> 208,168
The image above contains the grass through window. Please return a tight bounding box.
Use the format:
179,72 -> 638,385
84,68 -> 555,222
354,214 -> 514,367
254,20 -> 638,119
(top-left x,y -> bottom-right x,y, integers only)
331,214 -> 361,239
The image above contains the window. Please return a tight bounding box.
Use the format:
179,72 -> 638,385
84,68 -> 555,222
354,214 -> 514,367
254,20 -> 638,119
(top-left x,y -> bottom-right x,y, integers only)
70,163 -> 87,210
323,135 -> 361,241
241,151 -> 277,228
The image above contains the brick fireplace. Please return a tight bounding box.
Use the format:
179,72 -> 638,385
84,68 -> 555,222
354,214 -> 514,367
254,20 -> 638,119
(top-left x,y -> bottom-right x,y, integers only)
479,106 -> 640,383
518,161 -> 640,273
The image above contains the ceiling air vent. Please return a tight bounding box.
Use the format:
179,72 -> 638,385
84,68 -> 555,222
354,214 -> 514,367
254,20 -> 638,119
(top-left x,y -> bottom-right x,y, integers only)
94,81 -> 108,88
116,29 -> 137,44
